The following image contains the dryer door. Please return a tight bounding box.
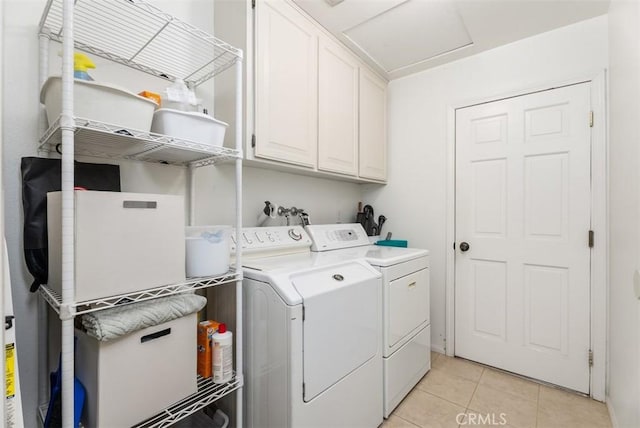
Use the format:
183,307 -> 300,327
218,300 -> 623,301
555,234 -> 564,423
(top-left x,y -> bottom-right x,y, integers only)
292,262 -> 380,402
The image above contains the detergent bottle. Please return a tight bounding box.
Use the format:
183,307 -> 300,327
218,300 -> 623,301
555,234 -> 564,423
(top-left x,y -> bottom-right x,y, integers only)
73,52 -> 95,81
212,323 -> 233,384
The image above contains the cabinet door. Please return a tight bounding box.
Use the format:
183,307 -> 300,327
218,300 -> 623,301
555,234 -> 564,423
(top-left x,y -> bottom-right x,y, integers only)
359,67 -> 387,181
318,38 -> 359,176
255,0 -> 318,168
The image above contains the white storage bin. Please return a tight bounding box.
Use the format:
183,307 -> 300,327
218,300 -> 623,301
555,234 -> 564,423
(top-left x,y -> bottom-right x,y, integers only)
40,76 -> 157,131
76,313 -> 198,427
151,108 -> 228,147
185,226 -> 231,277
47,191 -> 185,301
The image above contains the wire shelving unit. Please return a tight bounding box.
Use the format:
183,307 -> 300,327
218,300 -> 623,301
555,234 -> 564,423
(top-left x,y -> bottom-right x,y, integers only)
37,0 -> 244,427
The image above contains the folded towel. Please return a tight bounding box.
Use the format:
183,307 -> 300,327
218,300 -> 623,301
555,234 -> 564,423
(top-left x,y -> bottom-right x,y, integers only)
81,294 -> 207,342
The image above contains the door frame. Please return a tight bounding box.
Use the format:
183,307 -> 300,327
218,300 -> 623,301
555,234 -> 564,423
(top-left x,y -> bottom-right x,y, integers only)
444,71 -> 608,400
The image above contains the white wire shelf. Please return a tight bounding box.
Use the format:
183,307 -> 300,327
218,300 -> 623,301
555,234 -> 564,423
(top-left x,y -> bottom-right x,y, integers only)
38,117 -> 241,167
40,270 -> 241,316
38,0 -> 242,86
38,374 -> 243,428
133,374 -> 243,428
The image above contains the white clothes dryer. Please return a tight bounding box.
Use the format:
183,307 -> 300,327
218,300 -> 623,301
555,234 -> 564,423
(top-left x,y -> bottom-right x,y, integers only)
236,226 -> 383,428
305,224 -> 431,417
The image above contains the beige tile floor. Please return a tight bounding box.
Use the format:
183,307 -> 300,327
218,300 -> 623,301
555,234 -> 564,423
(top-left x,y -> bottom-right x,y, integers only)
384,352 -> 612,428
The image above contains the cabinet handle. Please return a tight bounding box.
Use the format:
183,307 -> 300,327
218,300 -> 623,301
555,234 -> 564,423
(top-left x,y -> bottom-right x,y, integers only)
408,281 -> 417,288
141,328 -> 171,343
123,200 -> 157,209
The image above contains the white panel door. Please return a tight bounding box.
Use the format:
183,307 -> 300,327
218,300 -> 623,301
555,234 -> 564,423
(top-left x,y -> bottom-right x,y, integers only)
455,83 -> 591,393
255,0 -> 318,167
318,38 -> 359,176
359,67 -> 387,181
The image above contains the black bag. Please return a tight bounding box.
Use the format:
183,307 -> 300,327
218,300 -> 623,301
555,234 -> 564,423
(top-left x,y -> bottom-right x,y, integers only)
21,157 -> 121,292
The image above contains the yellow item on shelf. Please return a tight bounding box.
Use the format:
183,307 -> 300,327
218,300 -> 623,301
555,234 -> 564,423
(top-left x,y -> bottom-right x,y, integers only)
73,52 -> 96,81
74,52 -> 95,72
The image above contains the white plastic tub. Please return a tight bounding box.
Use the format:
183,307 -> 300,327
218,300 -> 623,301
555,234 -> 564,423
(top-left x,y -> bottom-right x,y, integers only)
40,76 -> 157,131
152,108 -> 228,147
186,226 -> 231,277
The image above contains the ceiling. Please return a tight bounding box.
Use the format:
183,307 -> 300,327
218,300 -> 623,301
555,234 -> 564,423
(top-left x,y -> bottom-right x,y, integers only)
292,0 -> 610,80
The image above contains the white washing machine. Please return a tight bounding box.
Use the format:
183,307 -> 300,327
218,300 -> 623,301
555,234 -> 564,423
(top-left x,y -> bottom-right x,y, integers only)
237,226 -> 383,428
305,224 -> 431,417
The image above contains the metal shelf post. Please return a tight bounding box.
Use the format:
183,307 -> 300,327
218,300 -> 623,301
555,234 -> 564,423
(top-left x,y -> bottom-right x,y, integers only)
234,55 -> 244,428
60,0 -> 75,426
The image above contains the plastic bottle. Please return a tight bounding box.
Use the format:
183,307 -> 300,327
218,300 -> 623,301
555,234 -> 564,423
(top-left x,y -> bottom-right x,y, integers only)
73,52 -> 95,81
212,323 -> 233,384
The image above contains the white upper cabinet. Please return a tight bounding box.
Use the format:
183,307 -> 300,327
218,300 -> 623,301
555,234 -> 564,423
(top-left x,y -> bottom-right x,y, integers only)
359,67 -> 387,181
317,38 -> 359,176
255,0 -> 318,168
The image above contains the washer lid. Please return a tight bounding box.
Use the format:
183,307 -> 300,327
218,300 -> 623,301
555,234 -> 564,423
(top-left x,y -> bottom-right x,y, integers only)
292,261 -> 380,402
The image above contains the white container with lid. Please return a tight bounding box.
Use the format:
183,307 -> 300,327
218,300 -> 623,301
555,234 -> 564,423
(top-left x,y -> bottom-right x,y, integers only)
40,77 -> 157,131
185,226 -> 231,278
151,108 -> 228,147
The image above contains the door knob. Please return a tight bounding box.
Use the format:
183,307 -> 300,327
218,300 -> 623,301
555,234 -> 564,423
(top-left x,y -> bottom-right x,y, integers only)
459,242 -> 470,252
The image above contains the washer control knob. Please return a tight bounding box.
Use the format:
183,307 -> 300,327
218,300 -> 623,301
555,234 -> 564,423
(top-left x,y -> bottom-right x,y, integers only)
288,228 -> 303,241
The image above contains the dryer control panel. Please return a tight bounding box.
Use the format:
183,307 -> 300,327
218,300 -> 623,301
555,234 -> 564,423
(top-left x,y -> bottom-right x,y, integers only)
306,223 -> 370,252
231,226 -> 312,256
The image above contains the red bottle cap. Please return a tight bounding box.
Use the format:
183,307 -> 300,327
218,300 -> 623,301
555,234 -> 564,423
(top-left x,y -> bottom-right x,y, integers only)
218,323 -> 227,333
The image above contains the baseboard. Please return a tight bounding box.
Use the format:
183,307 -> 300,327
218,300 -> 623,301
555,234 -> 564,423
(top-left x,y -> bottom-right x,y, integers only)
606,396 -> 618,428
431,344 -> 445,355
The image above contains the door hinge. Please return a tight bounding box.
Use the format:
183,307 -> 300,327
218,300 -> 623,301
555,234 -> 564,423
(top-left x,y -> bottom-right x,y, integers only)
588,230 -> 594,248
302,305 -> 305,321
589,111 -> 594,128
252,0 -> 256,9
588,349 -> 594,367
453,242 -> 456,250
251,134 -> 256,148
302,382 -> 306,397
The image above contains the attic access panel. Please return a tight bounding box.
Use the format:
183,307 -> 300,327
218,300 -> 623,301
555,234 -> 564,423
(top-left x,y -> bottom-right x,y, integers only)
343,0 -> 473,73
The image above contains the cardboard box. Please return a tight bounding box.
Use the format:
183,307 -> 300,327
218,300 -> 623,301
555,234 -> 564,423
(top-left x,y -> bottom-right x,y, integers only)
197,320 -> 220,378
47,191 -> 185,301
76,313 -> 198,427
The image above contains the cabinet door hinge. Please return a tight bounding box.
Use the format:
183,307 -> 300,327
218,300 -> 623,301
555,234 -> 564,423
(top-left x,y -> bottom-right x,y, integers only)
302,305 -> 305,321
251,134 -> 256,148
302,382 -> 306,397
588,230 -> 594,248
588,349 -> 594,367
589,111 -> 594,128
252,0 -> 256,9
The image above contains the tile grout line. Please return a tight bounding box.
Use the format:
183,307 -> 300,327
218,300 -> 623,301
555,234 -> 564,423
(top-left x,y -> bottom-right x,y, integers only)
420,389 -> 472,411
465,367 -> 484,415
392,413 -> 421,428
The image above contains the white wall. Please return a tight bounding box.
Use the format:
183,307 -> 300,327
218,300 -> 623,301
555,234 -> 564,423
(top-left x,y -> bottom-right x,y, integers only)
362,15 -> 609,353
1,1 -> 360,426
607,1 -> 640,426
